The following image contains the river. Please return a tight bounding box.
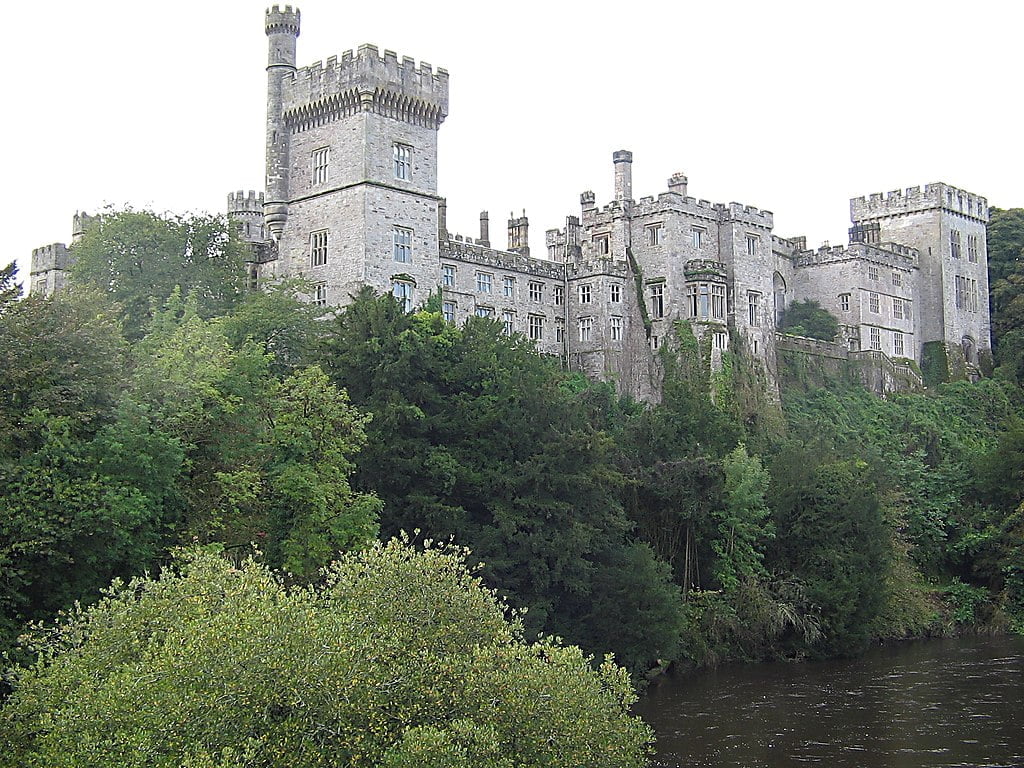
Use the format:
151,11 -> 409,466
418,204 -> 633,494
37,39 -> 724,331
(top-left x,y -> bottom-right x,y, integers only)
635,634 -> 1024,767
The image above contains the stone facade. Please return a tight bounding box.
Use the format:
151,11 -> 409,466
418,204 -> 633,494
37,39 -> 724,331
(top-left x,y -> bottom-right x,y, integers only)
29,6 -> 993,399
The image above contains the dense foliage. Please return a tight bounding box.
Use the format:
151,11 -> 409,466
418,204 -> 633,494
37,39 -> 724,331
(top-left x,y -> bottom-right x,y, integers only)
0,541 -> 651,768
3,202 -> 1024,748
779,299 -> 840,342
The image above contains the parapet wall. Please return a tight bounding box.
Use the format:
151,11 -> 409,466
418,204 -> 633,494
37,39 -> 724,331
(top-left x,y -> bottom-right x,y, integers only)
792,242 -> 918,270
228,190 -> 265,214
283,44 -> 449,130
441,237 -> 564,279
31,243 -> 72,273
851,183 -> 988,223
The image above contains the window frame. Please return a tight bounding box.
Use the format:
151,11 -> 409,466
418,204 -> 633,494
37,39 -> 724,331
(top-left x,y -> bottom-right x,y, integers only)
393,226 -> 413,263
393,142 -> 412,181
311,147 -> 330,186
310,229 -> 329,267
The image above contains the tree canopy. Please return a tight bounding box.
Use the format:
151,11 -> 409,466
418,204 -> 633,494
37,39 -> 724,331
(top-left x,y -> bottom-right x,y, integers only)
780,300 -> 840,342
0,542 -> 652,768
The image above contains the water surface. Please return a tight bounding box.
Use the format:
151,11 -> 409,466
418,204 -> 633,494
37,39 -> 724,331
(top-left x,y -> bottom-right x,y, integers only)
635,635 -> 1024,767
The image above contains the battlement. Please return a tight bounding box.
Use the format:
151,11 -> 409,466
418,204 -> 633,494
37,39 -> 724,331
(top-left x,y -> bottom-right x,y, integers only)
567,257 -> 631,279
283,43 -> 449,130
791,242 -> 918,270
265,5 -> 300,36
31,242 -> 72,273
441,236 -> 564,279
684,259 -> 727,280
851,183 -> 988,223
228,190 -> 265,214
725,201 -> 774,228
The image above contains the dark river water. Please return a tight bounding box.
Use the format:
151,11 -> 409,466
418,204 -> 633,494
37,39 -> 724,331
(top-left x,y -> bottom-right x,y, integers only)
635,635 -> 1024,767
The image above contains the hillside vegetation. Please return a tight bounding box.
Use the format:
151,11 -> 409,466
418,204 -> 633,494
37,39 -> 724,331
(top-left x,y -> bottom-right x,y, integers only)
1,208 -> 1023,761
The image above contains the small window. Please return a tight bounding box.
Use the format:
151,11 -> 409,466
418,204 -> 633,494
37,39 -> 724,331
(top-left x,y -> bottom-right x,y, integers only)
554,285 -> 564,306
893,331 -> 905,357
868,265 -> 879,281
392,281 -> 413,313
393,227 -> 412,263
610,315 -> 623,342
503,276 -> 515,298
892,271 -> 902,287
393,143 -> 411,180
967,234 -> 979,263
712,284 -> 725,320
893,297 -> 905,320
442,301 -> 456,323
475,306 -> 495,318
650,283 -> 665,318
312,282 -> 328,307
610,283 -> 621,303
310,229 -> 329,267
595,235 -> 610,256
713,331 -> 728,350
746,235 -> 758,256
691,228 -> 705,249
870,326 -> 881,350
502,310 -> 515,336
555,318 -> 565,343
476,272 -> 492,293
869,292 -> 880,314
528,314 -> 544,341
312,147 -> 329,185
442,264 -> 456,288
646,224 -> 664,246
578,316 -> 593,342
839,293 -> 850,312
529,281 -> 543,302
747,291 -> 761,326
579,284 -> 592,304
950,229 -> 962,259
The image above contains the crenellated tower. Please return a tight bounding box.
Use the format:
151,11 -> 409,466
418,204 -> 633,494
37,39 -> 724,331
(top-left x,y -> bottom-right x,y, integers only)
264,5 -> 300,240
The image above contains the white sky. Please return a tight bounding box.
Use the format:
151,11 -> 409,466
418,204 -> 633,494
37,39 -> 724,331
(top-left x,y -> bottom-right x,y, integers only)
9,0 -> 1023,288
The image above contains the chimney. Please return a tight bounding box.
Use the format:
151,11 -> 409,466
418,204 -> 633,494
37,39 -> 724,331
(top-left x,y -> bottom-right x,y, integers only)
479,210 -> 490,247
613,150 -> 633,202
668,172 -> 688,197
508,210 -> 529,257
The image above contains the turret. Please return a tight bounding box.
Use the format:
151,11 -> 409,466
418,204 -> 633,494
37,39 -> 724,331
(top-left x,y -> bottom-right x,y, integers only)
508,211 -> 529,257
613,150 -> 633,202
264,5 -> 300,240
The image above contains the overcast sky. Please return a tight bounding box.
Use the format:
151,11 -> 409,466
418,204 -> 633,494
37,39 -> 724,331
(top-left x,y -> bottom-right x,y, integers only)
10,0 -> 1022,289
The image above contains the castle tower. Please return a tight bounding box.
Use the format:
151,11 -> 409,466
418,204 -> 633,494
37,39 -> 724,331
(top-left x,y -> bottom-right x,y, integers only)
850,184 -> 990,367
260,6 -> 449,309
264,5 -> 300,240
228,190 -> 267,244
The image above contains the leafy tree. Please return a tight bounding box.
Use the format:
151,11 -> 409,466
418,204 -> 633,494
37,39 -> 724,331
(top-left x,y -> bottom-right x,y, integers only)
320,290 -> 683,672
780,300 -> 839,342
767,445 -> 891,656
0,261 -> 21,313
70,209 -> 247,336
988,209 -> 1024,376
0,290 -> 127,457
712,444 -> 773,591
0,541 -> 652,768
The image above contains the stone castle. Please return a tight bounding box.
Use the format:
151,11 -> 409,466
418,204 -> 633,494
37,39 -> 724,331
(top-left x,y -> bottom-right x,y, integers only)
32,6 -> 992,400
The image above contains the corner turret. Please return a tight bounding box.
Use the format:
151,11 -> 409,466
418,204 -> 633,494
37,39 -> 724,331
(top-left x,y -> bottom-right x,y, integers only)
264,5 -> 300,240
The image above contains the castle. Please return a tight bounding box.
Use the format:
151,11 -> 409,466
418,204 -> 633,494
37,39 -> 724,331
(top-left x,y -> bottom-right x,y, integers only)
32,6 -> 993,401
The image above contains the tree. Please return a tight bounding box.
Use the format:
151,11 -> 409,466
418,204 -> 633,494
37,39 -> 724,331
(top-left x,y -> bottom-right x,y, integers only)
780,300 -> 839,342
712,444 -> 773,591
319,290 -> 683,672
0,261 -> 21,313
70,209 -> 247,336
0,541 -> 652,768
